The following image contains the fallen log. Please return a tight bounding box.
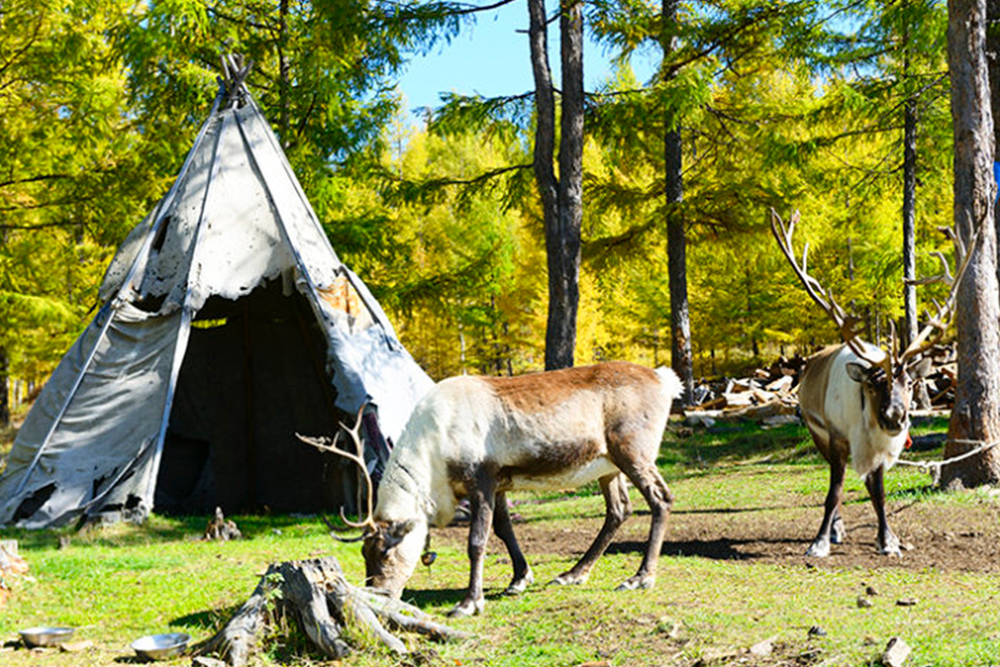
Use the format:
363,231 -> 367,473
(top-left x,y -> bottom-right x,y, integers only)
197,556 -> 469,666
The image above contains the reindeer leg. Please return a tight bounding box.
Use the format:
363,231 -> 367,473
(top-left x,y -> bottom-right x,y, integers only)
492,491 -> 534,595
615,464 -> 672,591
865,464 -> 901,556
448,470 -> 496,618
807,456 -> 846,557
550,473 -> 631,586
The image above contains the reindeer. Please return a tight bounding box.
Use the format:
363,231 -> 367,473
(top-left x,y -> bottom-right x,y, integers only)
302,362 -> 683,617
771,210 -> 976,557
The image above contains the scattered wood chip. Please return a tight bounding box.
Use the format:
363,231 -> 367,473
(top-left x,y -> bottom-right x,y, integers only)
896,598 -> 919,607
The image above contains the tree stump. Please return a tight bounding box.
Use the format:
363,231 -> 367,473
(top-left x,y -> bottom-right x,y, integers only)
203,507 -> 242,542
197,556 -> 468,666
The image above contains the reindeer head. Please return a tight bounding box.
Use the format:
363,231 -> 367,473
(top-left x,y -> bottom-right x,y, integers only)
846,355 -> 932,435
297,407 -> 429,599
361,518 -> 428,597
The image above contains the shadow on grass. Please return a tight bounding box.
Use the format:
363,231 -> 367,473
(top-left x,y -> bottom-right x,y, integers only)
172,607 -> 230,632
400,586 -> 467,609
607,535 -> 804,561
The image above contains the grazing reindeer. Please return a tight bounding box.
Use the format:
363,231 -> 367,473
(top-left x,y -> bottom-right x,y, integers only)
771,210 -> 976,557
304,362 -> 682,617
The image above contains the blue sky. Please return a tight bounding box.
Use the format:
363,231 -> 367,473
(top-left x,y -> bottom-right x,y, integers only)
394,2 -> 659,119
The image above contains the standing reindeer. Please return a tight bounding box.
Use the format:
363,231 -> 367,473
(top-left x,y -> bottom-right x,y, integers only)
771,210 -> 975,557
301,362 -> 682,617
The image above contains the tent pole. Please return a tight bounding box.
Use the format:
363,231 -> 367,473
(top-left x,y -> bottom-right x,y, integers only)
142,106 -> 229,507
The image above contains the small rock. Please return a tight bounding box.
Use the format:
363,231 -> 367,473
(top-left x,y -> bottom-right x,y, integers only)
881,636 -> 911,667
58,640 -> 93,652
857,595 -> 873,608
808,625 -> 827,638
749,637 -> 775,657
866,585 -> 879,596
655,617 -> 682,639
896,598 -> 919,607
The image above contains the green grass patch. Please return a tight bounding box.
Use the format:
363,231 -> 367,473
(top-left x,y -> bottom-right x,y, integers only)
1,419 -> 998,665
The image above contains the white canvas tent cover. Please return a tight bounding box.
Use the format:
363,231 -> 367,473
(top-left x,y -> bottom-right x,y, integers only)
0,64 -> 434,528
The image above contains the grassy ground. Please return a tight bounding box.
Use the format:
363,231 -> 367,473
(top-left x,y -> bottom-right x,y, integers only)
1,416 -> 999,666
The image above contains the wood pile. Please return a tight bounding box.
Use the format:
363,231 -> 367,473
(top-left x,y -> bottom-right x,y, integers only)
687,356 -> 804,426
685,351 -> 955,426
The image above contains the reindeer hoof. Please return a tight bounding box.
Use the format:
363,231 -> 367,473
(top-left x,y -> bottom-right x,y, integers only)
805,540 -> 830,558
879,534 -> 902,557
447,598 -> 484,618
616,575 -> 655,591
504,570 -> 535,596
549,572 -> 587,586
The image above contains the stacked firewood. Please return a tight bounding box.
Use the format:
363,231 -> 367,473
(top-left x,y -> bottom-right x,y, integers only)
688,356 -> 805,425
686,350 -> 954,425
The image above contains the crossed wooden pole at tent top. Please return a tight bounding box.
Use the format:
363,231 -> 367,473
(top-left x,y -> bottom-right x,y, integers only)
219,53 -> 253,108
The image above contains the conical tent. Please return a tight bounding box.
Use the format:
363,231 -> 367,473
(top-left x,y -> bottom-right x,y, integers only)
0,65 -> 434,528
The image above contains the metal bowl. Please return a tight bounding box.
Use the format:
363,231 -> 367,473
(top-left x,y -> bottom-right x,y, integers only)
19,626 -> 75,647
129,633 -> 190,661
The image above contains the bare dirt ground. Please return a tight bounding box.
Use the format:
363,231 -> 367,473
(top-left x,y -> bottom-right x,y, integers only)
432,493 -> 1000,574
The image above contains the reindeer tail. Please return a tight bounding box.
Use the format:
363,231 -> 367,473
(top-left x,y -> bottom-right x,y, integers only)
654,366 -> 684,403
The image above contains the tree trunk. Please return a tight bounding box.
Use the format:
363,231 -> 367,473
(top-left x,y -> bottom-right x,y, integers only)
529,0 -> 581,370
902,71 -> 918,346
941,0 -> 1000,489
988,0 -> 1000,288
547,0 -> 584,370
902,30 -> 931,408
277,0 -> 291,147
663,0 -> 693,404
0,348 -> 8,428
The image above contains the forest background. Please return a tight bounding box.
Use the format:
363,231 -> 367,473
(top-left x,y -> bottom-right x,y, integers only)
0,0 -> 957,419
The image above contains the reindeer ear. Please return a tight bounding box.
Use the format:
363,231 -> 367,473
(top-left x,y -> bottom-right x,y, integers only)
845,362 -> 869,383
908,356 -> 933,379
390,519 -> 416,537
383,519 -> 417,549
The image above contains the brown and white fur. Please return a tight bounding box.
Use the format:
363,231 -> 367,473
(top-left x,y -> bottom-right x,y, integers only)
362,361 -> 683,617
799,343 -> 931,557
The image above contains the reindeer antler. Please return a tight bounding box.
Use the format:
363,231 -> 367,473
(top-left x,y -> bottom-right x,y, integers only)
770,209 -> 886,371
898,224 -> 982,365
297,404 -> 376,542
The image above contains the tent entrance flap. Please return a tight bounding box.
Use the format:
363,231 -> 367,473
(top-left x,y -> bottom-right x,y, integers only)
155,279 -> 355,515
